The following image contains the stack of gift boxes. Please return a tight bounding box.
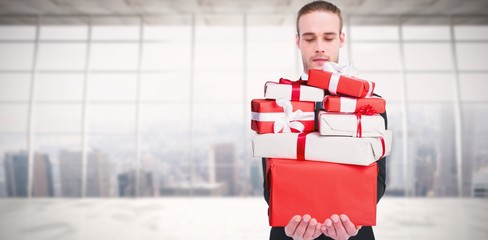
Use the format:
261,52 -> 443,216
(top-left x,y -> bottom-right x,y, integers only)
251,63 -> 392,227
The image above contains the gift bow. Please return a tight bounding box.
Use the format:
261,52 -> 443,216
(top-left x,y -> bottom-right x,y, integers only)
273,98 -> 312,133
354,105 -> 378,138
323,62 -> 359,78
357,104 -> 378,115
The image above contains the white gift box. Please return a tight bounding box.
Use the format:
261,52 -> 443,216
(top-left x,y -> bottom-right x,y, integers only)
252,131 -> 392,166
319,111 -> 386,137
264,82 -> 324,102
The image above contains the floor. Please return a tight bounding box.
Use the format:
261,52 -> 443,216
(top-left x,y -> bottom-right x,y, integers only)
0,197 -> 487,240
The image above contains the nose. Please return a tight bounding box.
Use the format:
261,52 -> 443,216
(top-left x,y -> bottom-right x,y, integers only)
315,41 -> 325,53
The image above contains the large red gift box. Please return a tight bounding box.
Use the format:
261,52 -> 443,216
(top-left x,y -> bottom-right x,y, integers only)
251,99 -> 315,133
307,69 -> 375,98
267,158 -> 378,227
322,95 -> 386,114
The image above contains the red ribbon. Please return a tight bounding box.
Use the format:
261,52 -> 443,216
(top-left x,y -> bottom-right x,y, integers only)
357,104 -> 377,116
296,132 -> 308,160
355,113 -> 362,138
279,78 -> 307,101
379,136 -> 385,159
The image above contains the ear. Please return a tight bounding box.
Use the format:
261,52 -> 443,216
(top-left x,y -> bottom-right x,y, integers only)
296,33 -> 301,49
339,32 -> 345,48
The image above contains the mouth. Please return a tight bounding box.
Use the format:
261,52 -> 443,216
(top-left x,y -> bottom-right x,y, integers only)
312,58 -> 329,65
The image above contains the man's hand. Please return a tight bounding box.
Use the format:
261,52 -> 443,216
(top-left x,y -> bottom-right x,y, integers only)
284,214 -> 322,240
320,214 -> 361,240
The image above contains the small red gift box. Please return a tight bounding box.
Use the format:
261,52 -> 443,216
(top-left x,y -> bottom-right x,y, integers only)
267,158 -> 378,227
251,99 -> 315,133
307,69 -> 375,98
322,95 -> 386,114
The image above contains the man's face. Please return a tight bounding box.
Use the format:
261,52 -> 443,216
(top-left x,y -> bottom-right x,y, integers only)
296,11 -> 345,73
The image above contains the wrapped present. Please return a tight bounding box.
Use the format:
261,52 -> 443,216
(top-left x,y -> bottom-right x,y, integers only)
264,78 -> 324,102
307,68 -> 374,98
267,158 -> 377,227
251,99 -> 315,134
319,111 -> 386,137
322,95 -> 386,114
252,131 -> 392,166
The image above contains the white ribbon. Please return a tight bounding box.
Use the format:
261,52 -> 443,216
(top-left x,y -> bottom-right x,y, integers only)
323,62 -> 361,95
339,97 -> 357,113
251,98 -> 314,133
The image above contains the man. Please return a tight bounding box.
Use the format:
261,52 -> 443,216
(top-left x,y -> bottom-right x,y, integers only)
262,1 -> 387,240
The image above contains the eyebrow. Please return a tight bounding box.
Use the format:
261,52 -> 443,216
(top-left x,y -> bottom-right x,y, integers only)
301,32 -> 337,37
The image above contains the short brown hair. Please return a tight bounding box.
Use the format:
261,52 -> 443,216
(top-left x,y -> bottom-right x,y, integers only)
296,1 -> 343,34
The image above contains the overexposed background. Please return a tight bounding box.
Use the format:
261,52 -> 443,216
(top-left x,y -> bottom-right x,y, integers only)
0,0 -> 487,239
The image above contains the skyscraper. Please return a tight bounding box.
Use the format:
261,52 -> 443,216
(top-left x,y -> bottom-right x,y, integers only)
4,151 -> 54,197
4,151 -> 28,197
208,143 -> 237,196
118,169 -> 154,197
32,153 -> 54,197
59,149 -> 111,197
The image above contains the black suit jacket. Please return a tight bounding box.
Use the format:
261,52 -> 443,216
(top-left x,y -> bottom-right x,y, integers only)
262,93 -> 387,240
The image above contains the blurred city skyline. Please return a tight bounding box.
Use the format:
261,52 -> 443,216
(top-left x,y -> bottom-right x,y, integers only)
1,14 -> 488,198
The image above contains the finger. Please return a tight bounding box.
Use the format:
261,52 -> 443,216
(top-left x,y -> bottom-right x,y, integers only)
303,218 -> 317,239
340,214 -> 359,236
325,218 -> 337,239
284,215 -> 301,237
294,214 -> 311,238
332,214 -> 348,240
312,222 -> 322,239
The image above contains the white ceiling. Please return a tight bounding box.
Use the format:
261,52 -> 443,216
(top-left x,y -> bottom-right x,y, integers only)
0,0 -> 487,25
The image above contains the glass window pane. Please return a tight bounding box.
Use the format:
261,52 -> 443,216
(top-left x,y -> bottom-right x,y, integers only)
247,41 -> 296,72
384,103 -> 405,196
360,73 -> 403,102
194,73 -> 243,102
456,43 -> 488,71
92,26 -> 139,40
408,104 -> 457,197
33,134 -> 81,197
351,43 -> 401,70
141,73 -> 190,102
36,74 -> 84,101
0,104 -> 28,133
455,25 -> 488,40
34,104 -> 82,134
192,103 -> 245,196
0,26 -> 35,40
142,42 -> 191,71
459,73 -> 488,102
195,42 -> 243,71
90,43 -> 139,70
247,26 -> 295,41
141,104 -> 190,135
350,26 -> 399,40
37,43 -> 87,70
402,26 -> 450,40
0,74 -> 30,101
0,43 -> 34,70
87,104 -> 135,133
87,73 -> 137,102
0,134 -> 27,197
40,26 -> 88,40
196,26 -> 243,41
144,25 -> 191,41
406,73 -> 455,102
461,104 -> 488,197
404,43 -> 453,70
